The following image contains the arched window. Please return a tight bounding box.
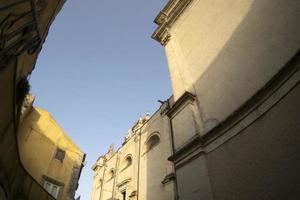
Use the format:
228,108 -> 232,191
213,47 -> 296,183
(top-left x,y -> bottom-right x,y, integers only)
108,169 -> 115,180
123,155 -> 132,169
144,134 -> 160,153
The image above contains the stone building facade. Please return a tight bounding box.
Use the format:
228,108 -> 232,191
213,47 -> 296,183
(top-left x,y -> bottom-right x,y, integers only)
152,0 -> 300,199
93,0 -> 300,199
91,111 -> 176,200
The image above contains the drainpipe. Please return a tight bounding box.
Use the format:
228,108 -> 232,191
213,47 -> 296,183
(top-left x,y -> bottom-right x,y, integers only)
167,101 -> 179,200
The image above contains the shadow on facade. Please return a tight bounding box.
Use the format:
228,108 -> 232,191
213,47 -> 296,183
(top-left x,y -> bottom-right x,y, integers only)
18,106 -> 85,200
0,61 -> 55,200
1,0 -> 66,198
170,0 -> 300,199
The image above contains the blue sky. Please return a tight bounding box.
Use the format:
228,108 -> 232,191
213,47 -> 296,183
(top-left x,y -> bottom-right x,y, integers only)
31,0 -> 170,199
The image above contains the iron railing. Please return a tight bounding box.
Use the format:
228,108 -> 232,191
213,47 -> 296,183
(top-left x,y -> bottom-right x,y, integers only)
0,0 -> 41,69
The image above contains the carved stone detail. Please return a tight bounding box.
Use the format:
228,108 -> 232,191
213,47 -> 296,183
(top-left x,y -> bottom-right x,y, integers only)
152,0 -> 193,45
160,30 -> 171,46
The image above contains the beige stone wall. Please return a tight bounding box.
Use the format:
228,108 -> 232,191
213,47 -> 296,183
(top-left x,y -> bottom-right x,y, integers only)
139,112 -> 174,200
92,109 -> 176,200
205,70 -> 300,200
176,155 -> 213,200
165,0 -> 300,125
152,0 -> 300,199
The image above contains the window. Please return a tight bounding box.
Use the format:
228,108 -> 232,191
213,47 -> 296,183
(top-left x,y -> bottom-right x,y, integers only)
55,148 -> 65,162
108,169 -> 115,180
121,190 -> 126,200
43,180 -> 60,199
122,155 -> 132,170
145,134 -> 160,152
98,178 -> 103,187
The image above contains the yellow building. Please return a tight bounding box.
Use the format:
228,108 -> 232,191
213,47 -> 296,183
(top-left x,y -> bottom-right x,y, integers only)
0,1 -> 66,199
18,95 -> 85,200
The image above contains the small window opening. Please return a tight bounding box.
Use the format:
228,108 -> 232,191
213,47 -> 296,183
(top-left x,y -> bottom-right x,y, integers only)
98,178 -> 103,186
55,148 -> 65,162
146,134 -> 160,152
123,156 -> 132,169
121,190 -> 126,200
109,169 -> 115,180
43,180 -> 60,199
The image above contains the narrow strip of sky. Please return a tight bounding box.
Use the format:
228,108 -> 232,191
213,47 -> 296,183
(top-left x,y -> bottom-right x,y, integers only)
31,0 -> 170,199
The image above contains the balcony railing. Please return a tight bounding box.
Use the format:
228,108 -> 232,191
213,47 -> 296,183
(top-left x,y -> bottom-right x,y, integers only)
0,1 -> 62,199
0,0 -> 42,70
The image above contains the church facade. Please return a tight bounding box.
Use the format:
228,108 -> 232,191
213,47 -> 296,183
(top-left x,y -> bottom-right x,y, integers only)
152,0 -> 300,199
91,111 -> 176,200
93,0 -> 300,200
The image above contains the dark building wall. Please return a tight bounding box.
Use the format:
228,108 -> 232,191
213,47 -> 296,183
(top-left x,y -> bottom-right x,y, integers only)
206,78 -> 300,200
153,1 -> 300,199
176,155 -> 213,200
0,1 -> 66,199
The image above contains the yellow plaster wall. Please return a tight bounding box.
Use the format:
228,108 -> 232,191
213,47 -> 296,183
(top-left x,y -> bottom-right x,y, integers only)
18,107 -> 84,200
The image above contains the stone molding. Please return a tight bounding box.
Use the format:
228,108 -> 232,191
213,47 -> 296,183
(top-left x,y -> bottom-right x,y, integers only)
129,190 -> 137,197
168,50 -> 300,167
152,0 -> 194,45
161,172 -> 176,185
166,92 -> 196,117
116,178 -> 131,188
42,175 -> 65,186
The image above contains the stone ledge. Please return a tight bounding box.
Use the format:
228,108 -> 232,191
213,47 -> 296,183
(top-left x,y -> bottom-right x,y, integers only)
152,0 -> 194,45
166,92 -> 196,117
168,49 -> 300,166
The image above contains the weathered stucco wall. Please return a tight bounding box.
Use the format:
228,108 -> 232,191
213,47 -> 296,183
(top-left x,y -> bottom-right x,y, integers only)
18,107 -> 85,200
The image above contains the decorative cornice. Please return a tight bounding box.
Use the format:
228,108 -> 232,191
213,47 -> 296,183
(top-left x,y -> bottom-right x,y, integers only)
168,50 -> 300,166
152,0 -> 194,45
92,156 -> 106,171
166,92 -> 196,117
129,190 -> 137,197
42,175 -> 65,186
117,178 -> 131,188
168,134 -> 203,163
161,172 -> 176,184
